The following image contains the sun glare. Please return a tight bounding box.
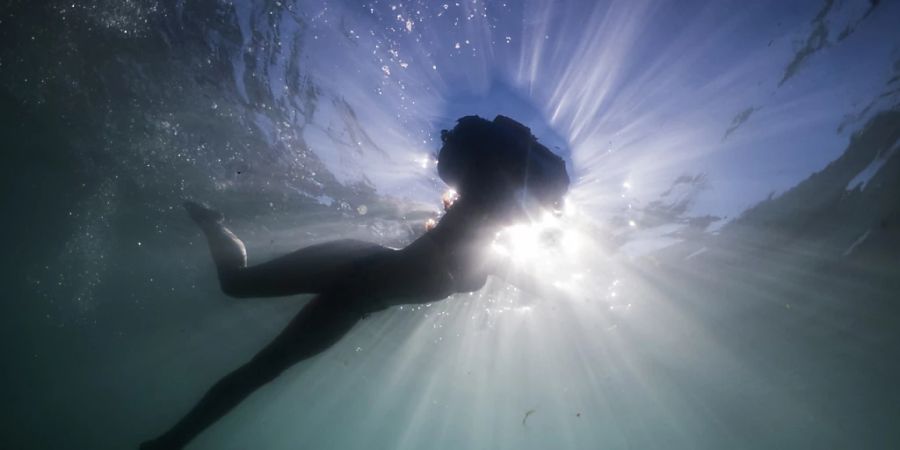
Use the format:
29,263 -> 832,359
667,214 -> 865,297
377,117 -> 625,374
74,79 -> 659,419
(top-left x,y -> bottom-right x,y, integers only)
489,199 -> 589,281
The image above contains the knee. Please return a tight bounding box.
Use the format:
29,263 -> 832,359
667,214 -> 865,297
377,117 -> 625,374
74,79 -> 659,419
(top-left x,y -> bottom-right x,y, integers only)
219,273 -> 254,298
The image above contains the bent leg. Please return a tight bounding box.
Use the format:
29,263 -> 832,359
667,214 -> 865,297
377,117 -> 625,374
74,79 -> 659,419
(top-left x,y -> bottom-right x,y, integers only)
185,201 -> 391,298
224,239 -> 392,297
184,201 -> 247,285
140,293 -> 365,450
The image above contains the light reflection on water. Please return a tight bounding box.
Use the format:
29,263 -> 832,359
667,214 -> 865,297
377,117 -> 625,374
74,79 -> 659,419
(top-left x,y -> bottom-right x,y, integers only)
2,0 -> 900,449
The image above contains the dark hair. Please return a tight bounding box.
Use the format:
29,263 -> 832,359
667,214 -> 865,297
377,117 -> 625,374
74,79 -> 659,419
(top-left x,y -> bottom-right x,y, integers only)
438,115 -> 569,208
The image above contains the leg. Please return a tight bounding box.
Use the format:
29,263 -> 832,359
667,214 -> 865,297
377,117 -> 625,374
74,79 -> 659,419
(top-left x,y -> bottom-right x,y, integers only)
140,292 -> 365,450
184,201 -> 391,297
220,239 -> 392,298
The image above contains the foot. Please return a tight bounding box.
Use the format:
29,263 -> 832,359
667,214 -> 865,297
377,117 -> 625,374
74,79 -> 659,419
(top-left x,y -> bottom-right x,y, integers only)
183,200 -> 224,228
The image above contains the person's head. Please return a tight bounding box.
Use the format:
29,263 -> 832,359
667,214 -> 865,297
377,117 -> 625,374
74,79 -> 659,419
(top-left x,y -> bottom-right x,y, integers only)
437,115 -> 569,210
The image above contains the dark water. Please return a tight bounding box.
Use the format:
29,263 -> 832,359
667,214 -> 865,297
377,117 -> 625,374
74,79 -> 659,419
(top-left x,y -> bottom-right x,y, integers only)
2,0 -> 899,449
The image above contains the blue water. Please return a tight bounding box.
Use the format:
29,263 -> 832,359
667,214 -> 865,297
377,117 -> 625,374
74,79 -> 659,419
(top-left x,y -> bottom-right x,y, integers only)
2,0 -> 899,448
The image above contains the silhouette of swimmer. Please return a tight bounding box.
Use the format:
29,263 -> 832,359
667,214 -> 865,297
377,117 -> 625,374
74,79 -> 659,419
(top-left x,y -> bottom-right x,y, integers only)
140,115 -> 569,449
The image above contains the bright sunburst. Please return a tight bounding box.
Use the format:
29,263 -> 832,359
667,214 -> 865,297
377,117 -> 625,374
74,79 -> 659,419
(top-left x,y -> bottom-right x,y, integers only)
488,199 -> 593,297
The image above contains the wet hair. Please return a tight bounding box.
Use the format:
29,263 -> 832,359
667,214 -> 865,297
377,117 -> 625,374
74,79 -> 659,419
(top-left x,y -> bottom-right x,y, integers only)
438,115 -> 569,208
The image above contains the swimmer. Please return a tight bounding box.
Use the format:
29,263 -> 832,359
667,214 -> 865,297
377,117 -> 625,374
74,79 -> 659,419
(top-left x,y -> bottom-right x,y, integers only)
140,115 -> 569,449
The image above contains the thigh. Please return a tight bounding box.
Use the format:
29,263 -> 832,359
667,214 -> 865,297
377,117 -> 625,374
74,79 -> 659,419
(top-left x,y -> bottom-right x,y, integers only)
236,239 -> 393,297
250,293 -> 364,372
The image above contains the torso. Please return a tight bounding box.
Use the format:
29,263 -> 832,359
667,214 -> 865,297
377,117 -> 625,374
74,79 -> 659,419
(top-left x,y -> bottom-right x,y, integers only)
354,196 -> 518,311
410,197 -> 515,294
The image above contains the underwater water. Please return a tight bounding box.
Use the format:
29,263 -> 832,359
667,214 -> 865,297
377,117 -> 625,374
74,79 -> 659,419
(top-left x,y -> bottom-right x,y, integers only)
2,0 -> 900,448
